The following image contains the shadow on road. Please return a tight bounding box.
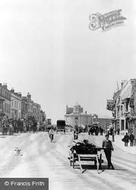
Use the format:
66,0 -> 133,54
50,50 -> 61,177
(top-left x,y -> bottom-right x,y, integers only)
72,164 -> 128,174
0,134 -> 20,138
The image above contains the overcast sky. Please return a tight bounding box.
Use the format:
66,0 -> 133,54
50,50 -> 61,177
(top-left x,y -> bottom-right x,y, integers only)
0,0 -> 136,123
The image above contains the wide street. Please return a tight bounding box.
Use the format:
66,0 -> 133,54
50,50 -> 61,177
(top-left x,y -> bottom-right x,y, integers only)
0,132 -> 136,190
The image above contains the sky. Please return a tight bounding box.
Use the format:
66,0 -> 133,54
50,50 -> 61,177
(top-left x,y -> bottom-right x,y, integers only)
0,0 -> 136,123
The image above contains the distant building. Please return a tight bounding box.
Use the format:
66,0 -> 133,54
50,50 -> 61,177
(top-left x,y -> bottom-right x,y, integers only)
46,118 -> 51,125
21,96 -> 28,119
40,110 -> 46,123
32,102 -> 41,122
66,105 -> 73,114
10,89 -> 22,120
0,83 -> 11,118
27,93 -> 33,117
21,93 -> 44,123
65,103 -> 97,128
73,103 -> 83,114
97,118 -> 112,130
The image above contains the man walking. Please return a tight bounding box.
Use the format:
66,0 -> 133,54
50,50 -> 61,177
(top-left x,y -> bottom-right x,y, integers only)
122,132 -> 129,146
129,133 -> 134,146
102,134 -> 114,169
73,130 -> 78,140
48,126 -> 55,142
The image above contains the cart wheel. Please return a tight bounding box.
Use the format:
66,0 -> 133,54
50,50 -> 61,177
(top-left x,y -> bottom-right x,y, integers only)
99,154 -> 102,169
94,160 -> 97,167
98,159 -> 102,169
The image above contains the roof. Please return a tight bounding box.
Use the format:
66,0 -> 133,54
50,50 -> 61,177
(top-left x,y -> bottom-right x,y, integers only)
113,90 -> 121,100
120,80 -> 132,100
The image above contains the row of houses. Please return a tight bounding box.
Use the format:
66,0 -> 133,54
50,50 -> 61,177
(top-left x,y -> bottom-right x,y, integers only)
107,79 -> 136,136
0,83 -> 46,123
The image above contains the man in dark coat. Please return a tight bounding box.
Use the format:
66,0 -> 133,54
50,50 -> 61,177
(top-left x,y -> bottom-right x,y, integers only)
129,133 -> 134,146
102,134 -> 114,169
122,133 -> 129,146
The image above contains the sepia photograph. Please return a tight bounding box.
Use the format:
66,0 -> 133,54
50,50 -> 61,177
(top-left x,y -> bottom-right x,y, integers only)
0,0 -> 136,190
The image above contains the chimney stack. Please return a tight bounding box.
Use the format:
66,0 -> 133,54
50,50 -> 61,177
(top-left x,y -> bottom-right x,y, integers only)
10,88 -> 14,93
18,92 -> 22,97
27,92 -> 31,99
3,83 -> 7,89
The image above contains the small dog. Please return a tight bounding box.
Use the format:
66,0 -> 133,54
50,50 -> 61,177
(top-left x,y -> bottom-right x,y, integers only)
14,147 -> 23,156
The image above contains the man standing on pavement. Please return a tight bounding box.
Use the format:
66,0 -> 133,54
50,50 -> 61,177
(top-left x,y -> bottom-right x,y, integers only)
122,132 -> 129,146
110,126 -> 115,142
129,133 -> 134,146
102,134 -> 114,169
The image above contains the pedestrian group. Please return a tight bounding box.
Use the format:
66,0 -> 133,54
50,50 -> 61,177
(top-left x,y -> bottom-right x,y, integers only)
122,132 -> 135,146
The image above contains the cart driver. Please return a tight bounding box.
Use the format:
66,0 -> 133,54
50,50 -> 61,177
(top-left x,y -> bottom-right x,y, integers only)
102,134 -> 114,169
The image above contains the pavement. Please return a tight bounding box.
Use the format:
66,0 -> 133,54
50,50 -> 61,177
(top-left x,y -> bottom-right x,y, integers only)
112,134 -> 136,155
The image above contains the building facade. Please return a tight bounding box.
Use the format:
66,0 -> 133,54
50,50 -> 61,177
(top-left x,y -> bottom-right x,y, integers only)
40,110 -> 46,123
27,93 -> 33,117
0,83 -> 11,118
32,102 -> 41,122
97,118 -> 112,130
65,103 -> 97,128
10,89 -> 21,120
107,79 -> 136,135
0,82 -> 46,125
46,118 -> 51,125
21,93 -> 34,119
21,93 -> 44,123
21,96 -> 28,119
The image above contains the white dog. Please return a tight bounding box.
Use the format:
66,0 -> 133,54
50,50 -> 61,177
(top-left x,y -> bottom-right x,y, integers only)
14,147 -> 23,156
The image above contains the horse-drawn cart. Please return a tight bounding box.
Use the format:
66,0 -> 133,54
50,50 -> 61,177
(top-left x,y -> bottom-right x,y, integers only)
68,140 -> 103,173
